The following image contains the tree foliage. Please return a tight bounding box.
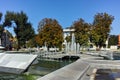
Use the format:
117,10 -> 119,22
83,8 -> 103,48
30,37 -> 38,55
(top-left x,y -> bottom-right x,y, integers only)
0,12 -> 2,21
91,13 -> 114,48
65,35 -> 71,43
37,18 -> 63,49
4,11 -> 35,48
38,18 -> 49,33
72,18 -> 90,46
108,35 -> 118,47
0,12 -> 12,50
0,25 -> 3,38
0,12 -> 3,38
26,37 -> 37,48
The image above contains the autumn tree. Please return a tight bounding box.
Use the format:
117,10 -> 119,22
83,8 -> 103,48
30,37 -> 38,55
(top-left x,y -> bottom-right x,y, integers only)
4,11 -> 35,49
37,18 -> 63,50
72,18 -> 90,46
91,13 -> 114,48
38,18 -> 48,33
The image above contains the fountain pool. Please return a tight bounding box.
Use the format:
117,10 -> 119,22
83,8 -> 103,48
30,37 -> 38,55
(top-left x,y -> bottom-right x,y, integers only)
0,56 -> 74,80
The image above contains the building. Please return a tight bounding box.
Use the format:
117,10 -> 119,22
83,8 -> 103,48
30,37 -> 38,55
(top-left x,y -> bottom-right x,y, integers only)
63,29 -> 75,44
63,28 -> 110,51
1,29 -> 12,50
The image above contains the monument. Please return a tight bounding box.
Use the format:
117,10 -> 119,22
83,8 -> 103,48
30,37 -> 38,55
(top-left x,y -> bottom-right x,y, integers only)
63,29 -> 80,54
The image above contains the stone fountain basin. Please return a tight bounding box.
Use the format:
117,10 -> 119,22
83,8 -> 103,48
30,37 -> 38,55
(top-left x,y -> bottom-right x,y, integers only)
0,53 -> 37,74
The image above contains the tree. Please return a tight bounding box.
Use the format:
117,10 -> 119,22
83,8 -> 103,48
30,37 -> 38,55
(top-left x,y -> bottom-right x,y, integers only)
37,18 -> 63,50
26,37 -> 37,48
108,35 -> 118,47
65,35 -> 71,43
0,12 -> 4,38
72,18 -> 90,46
0,12 -> 2,21
0,12 -> 12,50
91,13 -> 114,48
38,18 -> 48,33
0,25 -> 3,38
4,11 -> 35,49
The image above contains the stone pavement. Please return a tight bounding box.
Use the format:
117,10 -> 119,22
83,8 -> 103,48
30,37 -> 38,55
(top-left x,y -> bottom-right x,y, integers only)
37,59 -> 90,80
37,55 -> 120,80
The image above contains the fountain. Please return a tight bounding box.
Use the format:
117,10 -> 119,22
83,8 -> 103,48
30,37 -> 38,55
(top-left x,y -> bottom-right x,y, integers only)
76,43 -> 80,54
71,33 -> 75,52
110,52 -> 114,60
0,38 -> 5,52
0,53 -> 73,79
65,33 -> 80,54
0,53 -> 37,74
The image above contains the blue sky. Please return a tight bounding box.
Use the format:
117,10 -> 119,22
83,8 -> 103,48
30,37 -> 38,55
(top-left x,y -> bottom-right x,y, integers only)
0,0 -> 120,35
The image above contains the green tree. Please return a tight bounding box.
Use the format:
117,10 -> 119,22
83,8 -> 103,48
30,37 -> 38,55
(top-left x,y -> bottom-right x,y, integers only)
0,12 -> 13,49
27,36 -> 38,48
0,12 -> 2,21
0,25 -> 3,38
4,11 -> 35,49
72,18 -> 90,46
65,35 -> 71,43
91,13 -> 114,48
37,18 -> 63,50
0,12 -> 3,38
108,35 -> 118,47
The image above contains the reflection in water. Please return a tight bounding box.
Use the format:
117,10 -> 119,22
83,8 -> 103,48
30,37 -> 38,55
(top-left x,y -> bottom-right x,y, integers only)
104,52 -> 120,60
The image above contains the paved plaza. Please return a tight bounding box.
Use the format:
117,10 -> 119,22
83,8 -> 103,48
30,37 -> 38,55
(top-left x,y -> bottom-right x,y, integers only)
37,53 -> 120,80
